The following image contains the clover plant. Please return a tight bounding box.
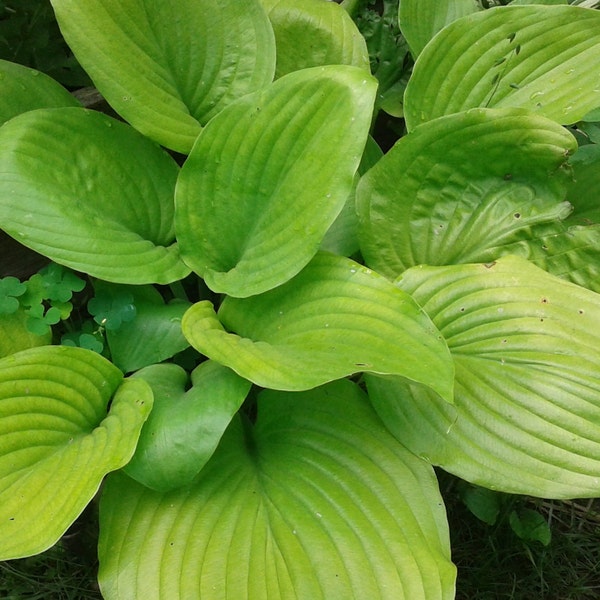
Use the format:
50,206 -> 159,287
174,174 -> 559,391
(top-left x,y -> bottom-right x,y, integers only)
0,1 -> 600,598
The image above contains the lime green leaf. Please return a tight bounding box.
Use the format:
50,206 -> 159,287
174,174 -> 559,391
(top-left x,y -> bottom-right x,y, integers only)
0,309 -> 51,358
357,108 -> 576,278
0,59 -> 80,126
175,66 -> 377,297
321,136 -> 383,257
566,144 -> 600,225
0,346 -> 153,559
50,0 -> 275,153
267,0 -> 369,78
404,5 -> 600,130
0,107 -> 189,284
182,252 -> 453,398
106,286 -> 191,373
494,144 -> 600,291
399,0 -> 480,58
368,256 -> 600,498
123,361 -> 251,492
98,380 -> 456,600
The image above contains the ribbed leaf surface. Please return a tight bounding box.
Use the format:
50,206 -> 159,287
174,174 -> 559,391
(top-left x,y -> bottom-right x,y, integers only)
175,66 -> 376,297
182,252 -> 453,398
0,346 -> 153,559
268,0 -> 369,78
368,256 -> 600,498
50,0 -> 276,153
399,0 -> 480,58
404,5 -> 600,130
356,107 -> 576,278
0,108 -> 189,284
98,380 -> 456,600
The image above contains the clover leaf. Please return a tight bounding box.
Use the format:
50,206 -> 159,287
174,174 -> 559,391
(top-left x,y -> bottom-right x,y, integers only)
0,277 -> 26,315
88,285 -> 137,331
25,304 -> 61,336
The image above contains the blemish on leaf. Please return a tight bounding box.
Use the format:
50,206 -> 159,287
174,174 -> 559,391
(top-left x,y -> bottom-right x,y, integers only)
484,262 -> 496,269
513,212 -> 521,219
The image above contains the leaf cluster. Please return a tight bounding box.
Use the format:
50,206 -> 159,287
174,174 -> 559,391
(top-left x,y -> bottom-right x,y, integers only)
0,1 -> 599,599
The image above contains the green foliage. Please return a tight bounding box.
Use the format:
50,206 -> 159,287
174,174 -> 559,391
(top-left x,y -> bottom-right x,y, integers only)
0,1 -> 599,598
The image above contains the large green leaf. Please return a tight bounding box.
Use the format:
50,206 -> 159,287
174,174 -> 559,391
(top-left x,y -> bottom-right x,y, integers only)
493,144 -> 600,291
0,107 -> 189,284
0,59 -> 79,126
0,309 -> 51,358
123,361 -> 251,492
175,66 -> 377,297
98,380 -> 456,600
399,0 -> 480,58
267,0 -> 369,78
50,0 -> 276,153
106,285 -> 191,373
0,346 -> 153,559
368,256 -> 600,498
356,107 -> 576,278
182,252 -> 454,398
404,5 -> 600,130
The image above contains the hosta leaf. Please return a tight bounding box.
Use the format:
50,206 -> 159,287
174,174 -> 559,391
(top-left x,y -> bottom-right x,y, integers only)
0,309 -> 51,358
368,256 -> 600,498
0,107 -> 189,284
106,285 -> 191,373
0,346 -> 153,559
50,0 -> 276,153
123,361 -> 251,492
566,144 -> 600,225
404,5 -> 600,130
175,66 -> 377,298
321,135 -> 383,257
0,60 -> 79,125
182,252 -> 453,398
356,107 -> 576,278
494,144 -> 600,291
399,0 -> 480,58
98,380 -> 456,600
267,0 -> 369,78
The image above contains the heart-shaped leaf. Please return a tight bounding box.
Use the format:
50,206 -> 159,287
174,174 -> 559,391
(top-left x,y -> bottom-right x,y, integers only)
0,346 -> 153,559
50,0 -> 276,153
123,361 -> 251,492
105,285 -> 191,373
0,59 -> 80,126
98,380 -> 456,600
175,65 -> 377,297
404,5 -> 600,130
0,107 -> 189,284
367,256 -> 600,498
356,107 -> 576,278
267,0 -> 369,78
182,252 -> 454,398
399,0 -> 480,58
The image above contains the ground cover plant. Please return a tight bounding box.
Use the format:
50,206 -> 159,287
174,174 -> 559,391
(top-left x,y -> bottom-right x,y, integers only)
0,0 -> 600,598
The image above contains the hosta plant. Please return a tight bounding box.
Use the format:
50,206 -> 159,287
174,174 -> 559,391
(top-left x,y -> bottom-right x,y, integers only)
1,1 -> 600,598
